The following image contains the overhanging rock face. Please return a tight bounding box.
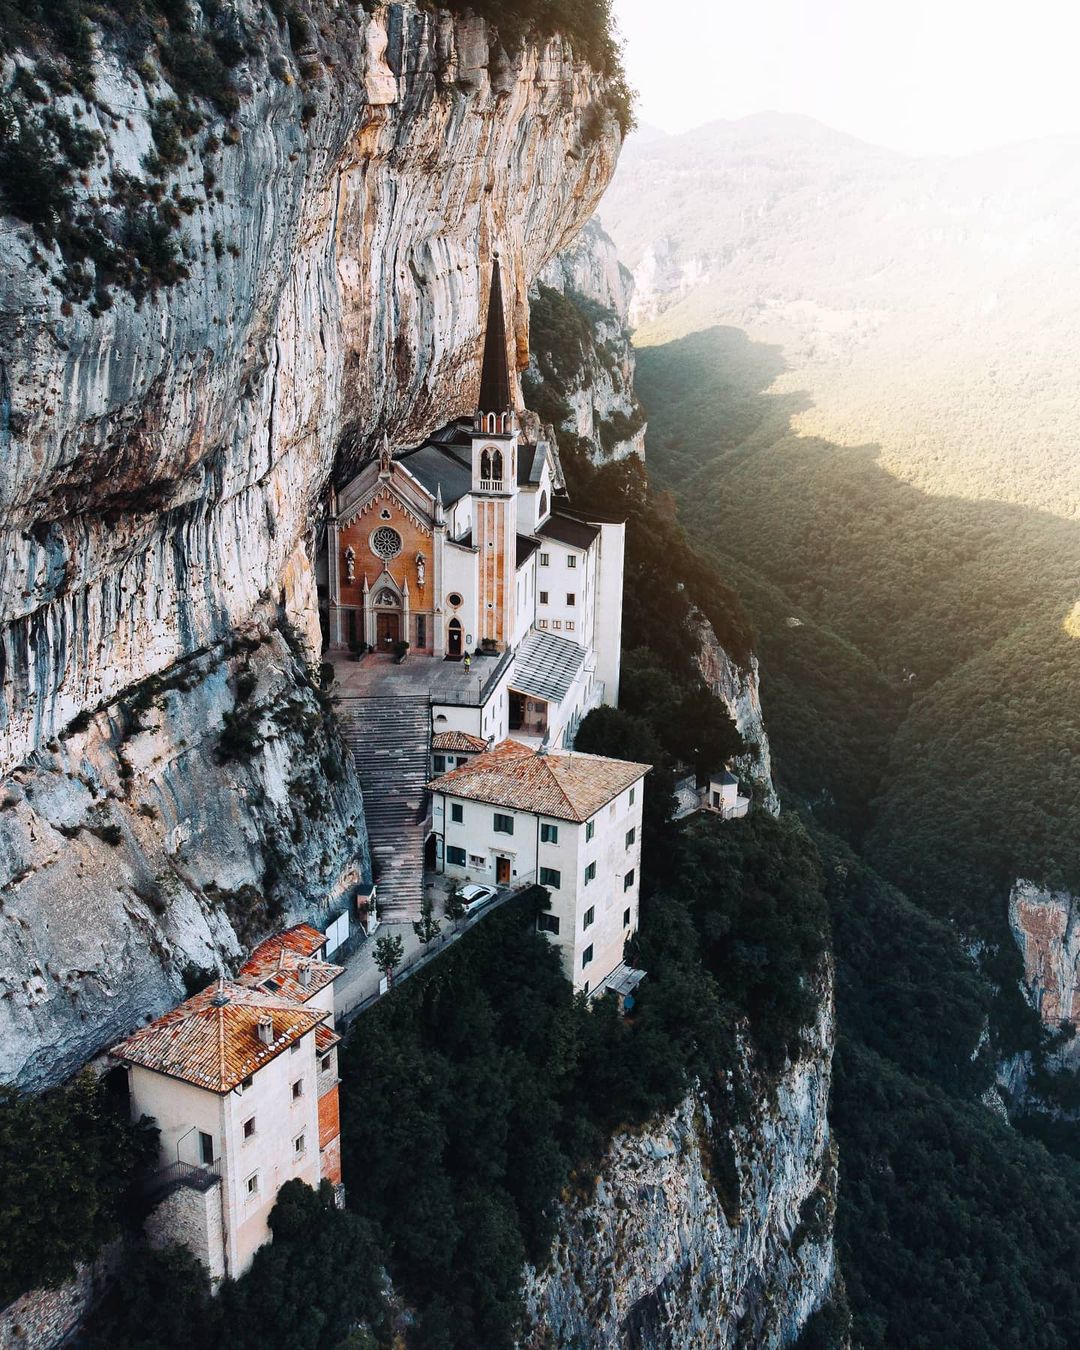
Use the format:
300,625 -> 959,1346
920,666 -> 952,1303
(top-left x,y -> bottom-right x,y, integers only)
0,2 -> 624,774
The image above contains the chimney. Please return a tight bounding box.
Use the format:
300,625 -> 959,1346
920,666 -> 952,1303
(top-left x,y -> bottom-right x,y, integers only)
256,1015 -> 274,1046
298,965 -> 311,989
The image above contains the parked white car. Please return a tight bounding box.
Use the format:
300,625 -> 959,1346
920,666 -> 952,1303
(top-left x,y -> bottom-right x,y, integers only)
459,884 -> 496,914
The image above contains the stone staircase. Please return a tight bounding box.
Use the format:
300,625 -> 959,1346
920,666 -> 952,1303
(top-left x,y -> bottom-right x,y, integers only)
336,695 -> 430,920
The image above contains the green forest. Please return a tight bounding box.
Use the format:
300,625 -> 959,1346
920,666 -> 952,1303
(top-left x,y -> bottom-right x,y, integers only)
633,318 -> 1080,1346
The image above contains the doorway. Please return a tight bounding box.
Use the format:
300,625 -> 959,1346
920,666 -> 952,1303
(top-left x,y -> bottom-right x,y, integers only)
448,618 -> 463,658
376,612 -> 400,649
496,855 -> 511,886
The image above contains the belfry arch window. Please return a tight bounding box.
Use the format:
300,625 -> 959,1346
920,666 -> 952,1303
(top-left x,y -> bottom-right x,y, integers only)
488,449 -> 503,482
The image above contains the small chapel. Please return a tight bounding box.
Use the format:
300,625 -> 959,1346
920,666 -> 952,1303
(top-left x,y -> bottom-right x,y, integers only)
322,256 -> 621,691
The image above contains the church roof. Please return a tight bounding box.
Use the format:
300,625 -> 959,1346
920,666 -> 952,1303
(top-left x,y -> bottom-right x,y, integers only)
516,535 -> 541,568
478,255 -> 512,414
510,627 -> 587,705
537,512 -> 601,550
397,438 -> 473,508
428,738 -> 650,823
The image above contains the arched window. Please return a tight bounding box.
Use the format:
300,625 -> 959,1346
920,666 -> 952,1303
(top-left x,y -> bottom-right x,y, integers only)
480,448 -> 492,481
489,449 -> 503,482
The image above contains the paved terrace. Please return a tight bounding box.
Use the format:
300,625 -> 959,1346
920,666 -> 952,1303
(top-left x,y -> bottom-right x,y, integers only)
327,649 -> 509,705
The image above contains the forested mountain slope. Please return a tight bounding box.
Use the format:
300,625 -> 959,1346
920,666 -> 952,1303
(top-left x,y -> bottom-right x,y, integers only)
602,113 -> 1080,520
599,115 -> 1080,1349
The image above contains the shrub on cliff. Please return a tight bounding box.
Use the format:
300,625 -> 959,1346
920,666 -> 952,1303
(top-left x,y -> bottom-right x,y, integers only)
0,1072 -> 158,1305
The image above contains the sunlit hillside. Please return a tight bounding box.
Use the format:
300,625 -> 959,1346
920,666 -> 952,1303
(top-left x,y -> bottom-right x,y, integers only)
601,113 -> 1080,519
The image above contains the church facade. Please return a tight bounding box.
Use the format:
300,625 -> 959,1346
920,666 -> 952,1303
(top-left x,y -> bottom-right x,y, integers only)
322,257 -> 625,751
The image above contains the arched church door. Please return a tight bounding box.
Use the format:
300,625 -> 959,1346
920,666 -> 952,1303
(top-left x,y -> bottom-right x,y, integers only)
448,618 -> 463,658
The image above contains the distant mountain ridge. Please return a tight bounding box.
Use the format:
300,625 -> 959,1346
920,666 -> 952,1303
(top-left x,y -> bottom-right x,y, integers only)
600,113 -> 1080,519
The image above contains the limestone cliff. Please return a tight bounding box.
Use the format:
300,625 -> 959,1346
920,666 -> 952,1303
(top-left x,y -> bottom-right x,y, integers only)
527,218 -> 646,463
523,978 -> 836,1348
692,611 -> 780,815
0,611 -> 368,1089
0,1 -> 622,773
0,2 -> 623,1085
1009,878 -> 1080,1076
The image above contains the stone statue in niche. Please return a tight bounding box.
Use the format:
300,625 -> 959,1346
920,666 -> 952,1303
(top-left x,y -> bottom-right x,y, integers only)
344,546 -> 356,583
416,552 -> 426,588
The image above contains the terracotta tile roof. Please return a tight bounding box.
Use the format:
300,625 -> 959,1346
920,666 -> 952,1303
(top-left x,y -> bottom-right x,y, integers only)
112,981 -> 327,1094
237,925 -> 343,1003
432,730 -> 488,753
428,738 -> 650,822
315,1024 -> 342,1054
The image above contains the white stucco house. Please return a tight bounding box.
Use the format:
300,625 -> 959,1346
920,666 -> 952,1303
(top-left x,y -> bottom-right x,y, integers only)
111,926 -> 344,1282
429,739 -> 649,996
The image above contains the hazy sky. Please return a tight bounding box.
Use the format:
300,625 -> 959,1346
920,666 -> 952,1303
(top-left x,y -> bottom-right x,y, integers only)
612,0 -> 1080,155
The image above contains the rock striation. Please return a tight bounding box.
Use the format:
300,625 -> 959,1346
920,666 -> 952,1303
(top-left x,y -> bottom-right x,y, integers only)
692,611 -> 780,815
0,612 -> 367,1089
523,979 -> 836,1348
0,3 -> 623,1085
0,1 -> 622,774
1009,878 -> 1080,1073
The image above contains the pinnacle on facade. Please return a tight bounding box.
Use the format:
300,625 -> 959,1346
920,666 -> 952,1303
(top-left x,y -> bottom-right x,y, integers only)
477,252 -> 512,416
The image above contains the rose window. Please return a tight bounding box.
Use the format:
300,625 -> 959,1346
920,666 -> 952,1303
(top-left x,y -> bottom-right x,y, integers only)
370,526 -> 402,560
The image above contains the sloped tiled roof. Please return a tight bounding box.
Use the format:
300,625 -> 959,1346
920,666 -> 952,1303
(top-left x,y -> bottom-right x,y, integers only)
315,1024 -> 342,1055
237,925 -> 343,1004
112,981 -> 327,1094
429,738 -> 650,823
537,512 -> 600,550
510,628 -> 586,705
432,730 -> 488,753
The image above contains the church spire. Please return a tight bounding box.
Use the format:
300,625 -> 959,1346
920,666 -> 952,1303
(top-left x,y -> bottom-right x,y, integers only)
477,252 -> 512,416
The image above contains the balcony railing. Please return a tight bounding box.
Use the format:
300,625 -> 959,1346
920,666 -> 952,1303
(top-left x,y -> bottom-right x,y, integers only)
144,1158 -> 221,1204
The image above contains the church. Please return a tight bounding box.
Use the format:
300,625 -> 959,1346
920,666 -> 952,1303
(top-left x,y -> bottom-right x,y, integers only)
321,256 -> 625,753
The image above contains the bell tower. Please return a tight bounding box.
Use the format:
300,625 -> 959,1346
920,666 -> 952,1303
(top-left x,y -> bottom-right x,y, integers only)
471,253 -> 519,652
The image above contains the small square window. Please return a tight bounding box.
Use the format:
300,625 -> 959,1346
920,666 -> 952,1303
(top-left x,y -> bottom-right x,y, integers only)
567,555 -> 577,569
539,591 -> 549,604
540,866 -> 561,888
469,854 -> 487,868
243,1117 -> 256,1140
585,862 -> 596,883
585,820 -> 595,842
566,621 -> 575,631
625,827 -> 636,848
290,1040 -> 301,1053
583,906 -> 594,930
433,754 -> 446,773
539,619 -> 549,629
537,912 -> 560,935
319,1053 -> 332,1074
494,812 -> 514,835
294,1133 -> 306,1156
581,944 -> 593,968
291,1080 -> 303,1100
240,1075 -> 253,1092
624,869 -> 635,890
246,1172 -> 259,1196
540,823 -> 558,844
539,552 -> 550,566
566,593 -> 575,605
451,802 -> 463,823
629,787 -> 636,805
623,907 -> 632,927
552,620 -> 562,630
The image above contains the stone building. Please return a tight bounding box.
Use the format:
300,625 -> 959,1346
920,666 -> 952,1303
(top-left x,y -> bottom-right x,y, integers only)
429,739 -> 649,995
110,925 -> 343,1281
